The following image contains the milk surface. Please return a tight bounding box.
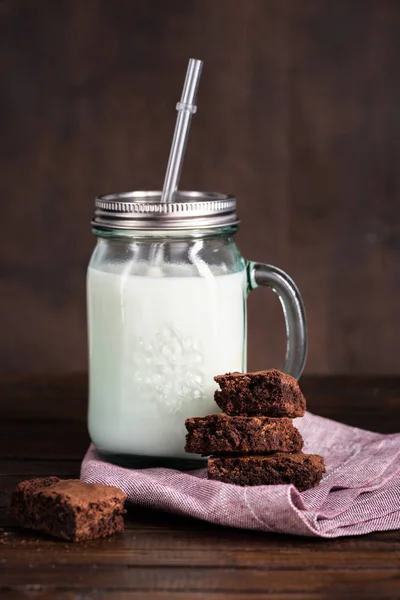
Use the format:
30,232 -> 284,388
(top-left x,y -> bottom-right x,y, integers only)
87,265 -> 246,458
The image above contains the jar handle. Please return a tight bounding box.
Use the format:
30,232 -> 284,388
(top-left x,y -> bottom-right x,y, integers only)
247,262 -> 307,379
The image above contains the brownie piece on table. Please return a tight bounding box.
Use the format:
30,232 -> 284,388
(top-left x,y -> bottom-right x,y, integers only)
214,369 -> 306,417
10,477 -> 126,542
185,414 -> 303,456
207,452 -> 325,491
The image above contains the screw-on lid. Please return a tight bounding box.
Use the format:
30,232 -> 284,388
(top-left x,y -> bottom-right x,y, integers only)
92,191 -> 239,230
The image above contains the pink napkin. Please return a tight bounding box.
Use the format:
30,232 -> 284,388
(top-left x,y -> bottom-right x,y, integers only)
81,412 -> 400,537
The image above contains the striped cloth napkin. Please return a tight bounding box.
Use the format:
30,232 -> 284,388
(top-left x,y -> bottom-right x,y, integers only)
81,412 -> 400,537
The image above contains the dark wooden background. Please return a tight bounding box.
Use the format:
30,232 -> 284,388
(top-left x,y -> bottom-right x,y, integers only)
1,0 -> 400,375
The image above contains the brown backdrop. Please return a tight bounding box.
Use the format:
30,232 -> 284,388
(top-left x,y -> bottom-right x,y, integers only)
1,0 -> 400,374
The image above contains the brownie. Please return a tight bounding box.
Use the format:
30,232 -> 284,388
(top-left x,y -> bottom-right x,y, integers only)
10,477 -> 127,542
214,369 -> 306,417
207,452 -> 325,491
185,414 -> 303,456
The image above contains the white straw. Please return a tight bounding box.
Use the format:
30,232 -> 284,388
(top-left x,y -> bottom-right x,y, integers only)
161,58 -> 203,203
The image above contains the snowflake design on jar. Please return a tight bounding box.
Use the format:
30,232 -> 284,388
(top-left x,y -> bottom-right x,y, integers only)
130,324 -> 206,414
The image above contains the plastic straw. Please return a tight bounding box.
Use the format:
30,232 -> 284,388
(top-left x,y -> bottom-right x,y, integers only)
161,58 -> 203,203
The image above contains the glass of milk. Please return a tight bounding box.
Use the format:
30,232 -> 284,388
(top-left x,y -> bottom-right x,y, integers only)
87,191 -> 307,468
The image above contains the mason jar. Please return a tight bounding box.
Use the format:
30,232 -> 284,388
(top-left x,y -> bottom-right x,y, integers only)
87,191 -> 307,468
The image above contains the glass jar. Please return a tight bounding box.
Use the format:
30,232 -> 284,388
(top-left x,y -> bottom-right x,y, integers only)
87,191 -> 307,468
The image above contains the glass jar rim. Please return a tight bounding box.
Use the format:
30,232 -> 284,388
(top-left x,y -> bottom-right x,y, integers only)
92,224 -> 239,240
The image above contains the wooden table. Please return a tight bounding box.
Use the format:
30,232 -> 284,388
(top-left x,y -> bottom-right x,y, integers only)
1,375 -> 399,598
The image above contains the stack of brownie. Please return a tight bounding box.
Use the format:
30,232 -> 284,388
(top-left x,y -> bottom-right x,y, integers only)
185,369 -> 325,491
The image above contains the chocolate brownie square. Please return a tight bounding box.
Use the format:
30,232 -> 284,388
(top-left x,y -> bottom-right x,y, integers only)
185,414 -> 303,456
10,477 -> 126,541
214,369 -> 306,417
207,452 -> 325,491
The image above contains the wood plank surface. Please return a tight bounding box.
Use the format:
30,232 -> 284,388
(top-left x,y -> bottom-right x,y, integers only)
0,374 -> 399,598
2,0 -> 400,374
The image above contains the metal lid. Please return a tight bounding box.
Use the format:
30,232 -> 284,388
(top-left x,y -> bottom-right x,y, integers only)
92,191 -> 238,230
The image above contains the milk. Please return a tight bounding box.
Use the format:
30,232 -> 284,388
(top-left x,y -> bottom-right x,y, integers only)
87,265 -> 246,459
